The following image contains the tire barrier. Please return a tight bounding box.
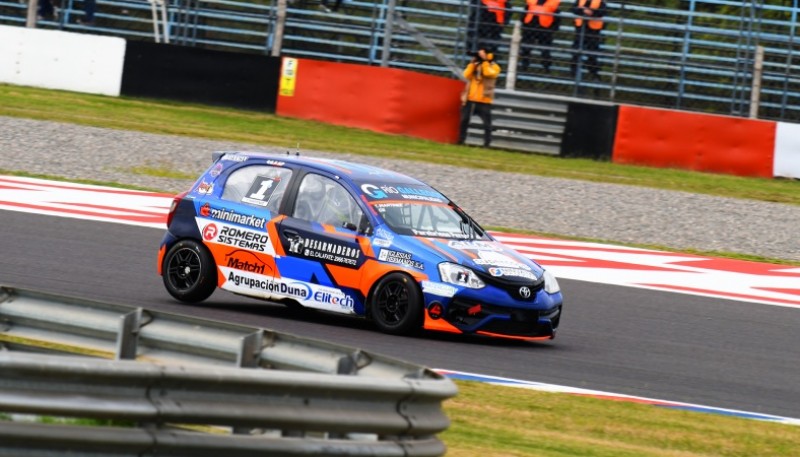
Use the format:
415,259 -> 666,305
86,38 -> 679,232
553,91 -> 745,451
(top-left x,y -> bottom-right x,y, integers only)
0,286 -> 457,456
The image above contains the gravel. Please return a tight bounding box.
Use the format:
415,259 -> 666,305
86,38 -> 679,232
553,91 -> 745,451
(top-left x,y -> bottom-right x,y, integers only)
2,115 -> 798,262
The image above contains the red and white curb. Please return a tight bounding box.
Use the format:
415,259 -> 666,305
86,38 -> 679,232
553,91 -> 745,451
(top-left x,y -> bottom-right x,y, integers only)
2,175 -> 798,426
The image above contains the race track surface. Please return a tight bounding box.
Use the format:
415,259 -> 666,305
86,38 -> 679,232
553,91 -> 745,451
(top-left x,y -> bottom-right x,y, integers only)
2,210 -> 799,419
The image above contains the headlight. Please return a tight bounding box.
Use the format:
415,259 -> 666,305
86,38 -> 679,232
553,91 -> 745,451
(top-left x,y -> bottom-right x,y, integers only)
543,269 -> 560,294
438,263 -> 485,289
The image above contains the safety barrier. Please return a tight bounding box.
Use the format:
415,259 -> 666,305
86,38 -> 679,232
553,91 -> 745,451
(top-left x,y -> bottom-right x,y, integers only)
463,89 -> 570,155
0,286 -> 457,456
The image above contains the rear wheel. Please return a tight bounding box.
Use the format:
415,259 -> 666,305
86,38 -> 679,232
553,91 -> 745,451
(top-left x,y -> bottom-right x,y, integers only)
162,239 -> 217,303
371,272 -> 422,335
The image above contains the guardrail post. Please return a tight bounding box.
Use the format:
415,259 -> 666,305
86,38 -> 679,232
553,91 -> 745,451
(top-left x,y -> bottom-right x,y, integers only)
749,45 -> 764,119
337,349 -> 369,374
115,308 -> 143,360
505,21 -> 521,90
26,0 -> 39,28
271,0 -> 287,57
381,0 -> 398,67
237,330 -> 264,368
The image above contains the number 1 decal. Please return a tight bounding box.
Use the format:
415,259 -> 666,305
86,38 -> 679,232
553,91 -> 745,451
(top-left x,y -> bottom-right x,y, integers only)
241,176 -> 280,207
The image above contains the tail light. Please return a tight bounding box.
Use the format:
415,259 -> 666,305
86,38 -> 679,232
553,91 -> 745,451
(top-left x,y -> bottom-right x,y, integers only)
166,191 -> 189,227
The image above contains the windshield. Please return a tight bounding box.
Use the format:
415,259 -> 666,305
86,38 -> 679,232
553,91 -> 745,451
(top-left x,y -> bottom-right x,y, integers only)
357,180 -> 487,240
372,201 -> 487,240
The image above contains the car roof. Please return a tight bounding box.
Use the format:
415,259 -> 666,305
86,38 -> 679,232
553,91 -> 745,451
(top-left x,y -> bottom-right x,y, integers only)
215,151 -> 428,186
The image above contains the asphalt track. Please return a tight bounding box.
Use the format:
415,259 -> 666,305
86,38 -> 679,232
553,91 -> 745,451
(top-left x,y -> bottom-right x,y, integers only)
2,209 -> 799,420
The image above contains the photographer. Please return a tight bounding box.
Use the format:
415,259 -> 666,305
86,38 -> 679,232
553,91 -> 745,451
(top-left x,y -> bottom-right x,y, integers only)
458,49 -> 502,148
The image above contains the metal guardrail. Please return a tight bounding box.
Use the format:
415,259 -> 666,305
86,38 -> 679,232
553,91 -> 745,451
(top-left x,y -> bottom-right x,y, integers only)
465,89 -> 573,155
0,286 -> 457,456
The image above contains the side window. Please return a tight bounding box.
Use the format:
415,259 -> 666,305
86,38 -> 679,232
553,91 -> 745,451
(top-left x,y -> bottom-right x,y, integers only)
293,174 -> 364,229
221,165 -> 292,213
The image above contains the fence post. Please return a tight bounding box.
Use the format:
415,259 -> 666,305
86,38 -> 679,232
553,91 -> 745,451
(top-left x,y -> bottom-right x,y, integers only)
749,45 -> 764,119
381,0 -> 397,67
505,21 -> 521,90
271,0 -> 287,57
26,0 -> 38,27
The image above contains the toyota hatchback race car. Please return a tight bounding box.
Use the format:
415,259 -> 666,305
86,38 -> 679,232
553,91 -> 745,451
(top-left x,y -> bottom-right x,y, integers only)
158,152 -> 563,340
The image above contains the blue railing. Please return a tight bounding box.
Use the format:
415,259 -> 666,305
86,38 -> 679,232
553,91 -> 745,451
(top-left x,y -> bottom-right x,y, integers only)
0,0 -> 797,121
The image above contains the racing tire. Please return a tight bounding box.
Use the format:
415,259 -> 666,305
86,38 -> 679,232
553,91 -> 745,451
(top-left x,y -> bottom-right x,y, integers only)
370,272 -> 423,335
162,239 -> 217,303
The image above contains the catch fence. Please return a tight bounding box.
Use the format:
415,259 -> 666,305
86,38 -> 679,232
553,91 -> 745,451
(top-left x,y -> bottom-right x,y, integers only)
0,0 -> 797,121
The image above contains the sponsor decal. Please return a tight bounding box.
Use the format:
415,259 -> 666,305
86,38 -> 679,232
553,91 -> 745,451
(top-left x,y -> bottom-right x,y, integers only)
412,229 -> 466,238
422,281 -> 458,298
373,227 -> 394,248
221,267 -> 355,312
360,183 -> 444,202
378,249 -> 424,270
448,240 -> 502,251
209,163 -> 224,177
216,226 -> 270,252
226,270 -> 310,299
311,291 -> 355,310
241,176 -> 280,207
221,153 -> 248,162
266,159 -> 286,167
225,250 -> 269,275
201,204 -> 266,229
474,250 -> 531,270
195,180 -> 214,195
202,223 -> 219,241
488,267 -> 539,281
279,57 -> 298,97
286,233 -> 361,267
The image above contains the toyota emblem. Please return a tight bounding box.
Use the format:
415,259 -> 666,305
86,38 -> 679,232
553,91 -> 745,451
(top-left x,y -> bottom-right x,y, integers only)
519,286 -> 531,299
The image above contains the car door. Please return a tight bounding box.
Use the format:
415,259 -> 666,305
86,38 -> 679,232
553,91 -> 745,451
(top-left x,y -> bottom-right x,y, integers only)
276,172 -> 370,314
201,162 -> 293,300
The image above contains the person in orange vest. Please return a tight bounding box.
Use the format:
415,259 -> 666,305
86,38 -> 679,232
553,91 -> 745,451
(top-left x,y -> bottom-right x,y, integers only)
519,0 -> 562,72
458,49 -> 502,148
467,0 -> 513,53
570,0 -> 606,79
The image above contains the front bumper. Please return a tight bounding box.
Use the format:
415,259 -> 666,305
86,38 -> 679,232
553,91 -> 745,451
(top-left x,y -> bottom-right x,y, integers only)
422,286 -> 562,341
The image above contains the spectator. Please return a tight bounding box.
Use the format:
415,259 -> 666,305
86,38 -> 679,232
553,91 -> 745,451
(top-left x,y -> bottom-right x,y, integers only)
77,0 -> 96,26
37,0 -> 55,20
519,0 -> 561,72
458,49 -> 502,148
467,0 -> 512,54
570,0 -> 606,80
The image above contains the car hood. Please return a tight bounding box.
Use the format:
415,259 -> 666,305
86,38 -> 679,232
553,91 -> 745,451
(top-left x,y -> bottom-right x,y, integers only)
409,237 -> 545,283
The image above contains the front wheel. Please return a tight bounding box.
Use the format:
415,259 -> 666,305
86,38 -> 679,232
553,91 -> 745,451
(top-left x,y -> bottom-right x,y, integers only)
162,239 -> 217,303
370,272 -> 423,335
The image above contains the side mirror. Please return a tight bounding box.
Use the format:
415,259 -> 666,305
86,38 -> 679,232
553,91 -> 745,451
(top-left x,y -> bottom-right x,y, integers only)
357,213 -> 372,236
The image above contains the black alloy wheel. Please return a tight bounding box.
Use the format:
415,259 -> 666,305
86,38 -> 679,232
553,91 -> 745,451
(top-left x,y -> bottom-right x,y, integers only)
371,272 -> 423,335
162,239 -> 217,303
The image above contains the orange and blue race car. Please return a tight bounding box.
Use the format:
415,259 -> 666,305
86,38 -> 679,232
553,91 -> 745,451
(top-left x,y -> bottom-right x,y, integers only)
157,152 -> 563,340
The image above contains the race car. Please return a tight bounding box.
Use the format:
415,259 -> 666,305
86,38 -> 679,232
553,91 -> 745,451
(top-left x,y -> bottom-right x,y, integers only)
157,152 -> 563,341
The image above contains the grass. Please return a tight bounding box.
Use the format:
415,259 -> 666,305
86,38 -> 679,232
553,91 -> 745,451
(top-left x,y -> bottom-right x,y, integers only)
443,381 -> 800,457
1,84 -> 799,206
2,83 -> 800,454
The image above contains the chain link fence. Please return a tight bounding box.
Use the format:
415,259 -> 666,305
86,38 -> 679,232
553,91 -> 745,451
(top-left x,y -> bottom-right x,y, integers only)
0,0 -> 797,121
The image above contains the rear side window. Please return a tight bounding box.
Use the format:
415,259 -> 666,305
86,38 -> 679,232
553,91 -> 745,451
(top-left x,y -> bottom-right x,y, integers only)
221,165 -> 292,213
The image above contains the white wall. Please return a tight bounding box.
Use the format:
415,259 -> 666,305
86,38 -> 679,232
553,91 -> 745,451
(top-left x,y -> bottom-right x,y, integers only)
774,122 -> 800,179
0,25 -> 126,97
